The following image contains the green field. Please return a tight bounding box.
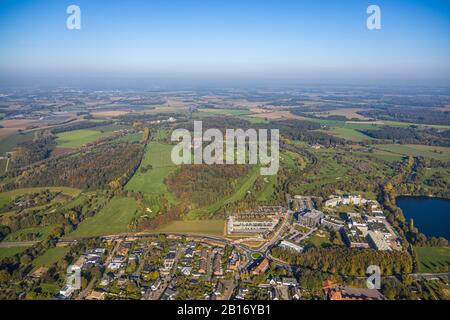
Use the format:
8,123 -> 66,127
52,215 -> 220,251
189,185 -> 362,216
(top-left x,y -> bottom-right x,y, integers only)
55,129 -> 116,148
68,197 -> 139,238
31,247 -> 70,270
0,187 -> 81,209
374,144 -> 450,161
256,174 -> 277,202
125,142 -> 177,212
306,231 -> 332,247
415,246 -> 450,273
0,246 -> 30,260
294,150 -> 349,193
153,219 -> 225,236
324,127 -> 373,142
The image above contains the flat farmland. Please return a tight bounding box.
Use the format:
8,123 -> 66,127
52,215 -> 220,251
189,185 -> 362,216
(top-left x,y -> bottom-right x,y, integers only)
198,108 -> 252,117
55,129 -> 115,148
309,108 -> 371,120
323,127 -> 373,142
91,110 -> 130,118
374,144 -> 450,161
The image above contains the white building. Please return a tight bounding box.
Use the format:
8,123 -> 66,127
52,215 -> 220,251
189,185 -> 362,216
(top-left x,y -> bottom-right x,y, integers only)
368,231 -> 392,251
279,240 -> 303,253
59,284 -> 76,299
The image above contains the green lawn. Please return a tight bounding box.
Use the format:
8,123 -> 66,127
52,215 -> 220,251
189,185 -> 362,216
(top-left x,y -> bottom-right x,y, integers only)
32,247 -> 70,270
67,197 -> 139,238
152,219 -> 225,236
415,247 -> 450,273
0,187 -> 81,209
0,246 -> 30,260
294,150 -> 350,193
125,142 -> 177,211
55,129 -> 116,148
306,231 -> 332,247
256,174 -> 277,202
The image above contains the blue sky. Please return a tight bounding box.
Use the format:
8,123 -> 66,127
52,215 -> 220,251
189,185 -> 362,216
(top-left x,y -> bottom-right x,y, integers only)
0,0 -> 449,84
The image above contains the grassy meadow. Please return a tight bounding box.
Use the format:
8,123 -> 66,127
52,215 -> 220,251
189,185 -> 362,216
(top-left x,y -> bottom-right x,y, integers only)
67,197 -> 139,238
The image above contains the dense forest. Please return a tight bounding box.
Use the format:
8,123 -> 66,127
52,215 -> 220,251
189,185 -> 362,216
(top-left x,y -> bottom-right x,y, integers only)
9,130 -> 55,169
167,164 -> 251,210
271,246 -> 413,276
6,141 -> 144,191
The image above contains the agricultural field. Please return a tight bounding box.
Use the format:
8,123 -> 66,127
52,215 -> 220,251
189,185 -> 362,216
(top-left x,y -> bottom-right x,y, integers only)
324,127 -> 373,142
55,129 -> 115,148
415,246 -> 450,273
307,108 -> 370,120
67,197 -> 139,238
374,144 -> 450,161
152,219 -> 225,236
198,108 -> 252,117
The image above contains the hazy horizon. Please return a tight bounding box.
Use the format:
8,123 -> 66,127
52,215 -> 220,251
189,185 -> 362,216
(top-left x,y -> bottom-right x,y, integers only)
1,0 -> 449,86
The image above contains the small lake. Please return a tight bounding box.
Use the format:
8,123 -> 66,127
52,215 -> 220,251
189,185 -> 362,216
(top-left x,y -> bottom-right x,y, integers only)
396,196 -> 450,240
